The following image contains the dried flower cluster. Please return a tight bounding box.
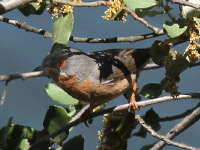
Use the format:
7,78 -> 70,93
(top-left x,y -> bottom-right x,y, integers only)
185,20 -> 200,62
102,0 -> 127,22
47,0 -> 81,19
97,112 -> 136,150
161,74 -> 180,97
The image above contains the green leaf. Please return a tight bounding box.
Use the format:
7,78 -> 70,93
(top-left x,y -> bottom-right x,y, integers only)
0,117 -> 13,149
135,8 -> 163,18
46,82 -> 79,105
181,0 -> 200,19
124,0 -> 156,11
163,20 -> 187,38
18,2 -> 47,16
43,105 -> 71,142
66,106 -> 77,117
17,139 -> 30,150
166,56 -> 189,75
51,13 -> 74,54
134,108 -> 160,138
140,83 -> 163,99
0,119 -> 37,150
62,135 -> 84,150
35,129 -> 52,150
151,40 -> 177,65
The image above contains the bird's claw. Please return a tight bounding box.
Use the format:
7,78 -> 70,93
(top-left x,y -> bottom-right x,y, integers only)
128,101 -> 140,112
81,108 -> 93,127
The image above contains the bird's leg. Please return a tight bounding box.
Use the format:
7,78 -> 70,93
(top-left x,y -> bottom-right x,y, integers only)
128,82 -> 140,112
79,103 -> 101,127
81,109 -> 93,127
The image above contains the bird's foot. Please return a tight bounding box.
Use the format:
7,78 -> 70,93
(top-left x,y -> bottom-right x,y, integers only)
81,108 -> 93,127
128,82 -> 140,112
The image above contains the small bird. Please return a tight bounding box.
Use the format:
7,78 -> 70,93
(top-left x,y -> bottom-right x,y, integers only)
42,47 -> 150,112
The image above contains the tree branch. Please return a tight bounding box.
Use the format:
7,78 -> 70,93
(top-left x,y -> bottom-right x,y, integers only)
137,115 -> 200,150
69,33 -> 164,43
29,92 -> 200,149
1,61 -> 200,82
170,0 -> 200,9
160,103 -> 200,122
0,0 -> 34,15
0,71 -> 46,82
0,71 -> 46,105
0,15 -> 52,38
150,103 -> 200,150
123,7 -> 164,34
54,0 -> 164,34
54,0 -> 112,7
0,15 -> 164,43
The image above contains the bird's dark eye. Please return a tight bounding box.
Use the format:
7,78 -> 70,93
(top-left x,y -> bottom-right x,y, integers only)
56,59 -> 66,68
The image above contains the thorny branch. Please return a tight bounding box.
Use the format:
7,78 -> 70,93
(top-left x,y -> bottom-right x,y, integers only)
29,93 -> 200,149
137,115 -> 200,150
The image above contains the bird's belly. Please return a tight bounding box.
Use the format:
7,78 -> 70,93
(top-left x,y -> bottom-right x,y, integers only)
48,70 -> 135,105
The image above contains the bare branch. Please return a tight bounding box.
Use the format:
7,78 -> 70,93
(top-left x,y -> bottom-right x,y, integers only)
123,7 -> 164,34
137,93 -> 200,107
0,71 -> 46,82
54,0 -> 112,7
0,15 -> 52,38
160,103 -> 200,122
150,103 -> 200,150
137,115 -> 200,150
29,92 -> 200,149
54,0 -> 163,34
1,61 -> 200,83
0,0 -> 34,14
69,33 -> 164,43
170,0 -> 200,9
0,15 -> 164,43
143,61 -> 200,71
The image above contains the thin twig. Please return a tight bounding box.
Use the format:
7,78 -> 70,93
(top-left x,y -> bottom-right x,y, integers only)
69,33 -> 164,43
170,0 -> 200,9
137,115 -> 199,150
0,71 -> 46,104
54,0 -> 163,34
150,103 -> 200,150
123,7 -> 164,34
0,15 -> 52,38
160,103 -> 200,122
143,61 -> 200,70
1,81 -> 8,105
29,92 -> 200,149
0,0 -> 34,14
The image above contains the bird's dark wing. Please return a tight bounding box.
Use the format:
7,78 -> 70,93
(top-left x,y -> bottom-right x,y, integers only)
87,48 -> 150,85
